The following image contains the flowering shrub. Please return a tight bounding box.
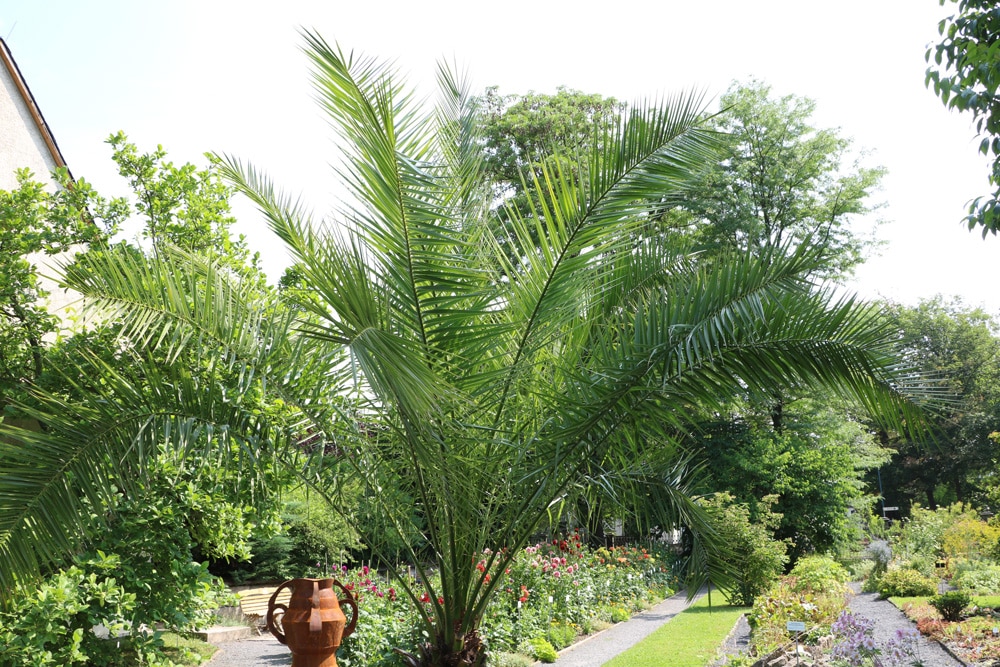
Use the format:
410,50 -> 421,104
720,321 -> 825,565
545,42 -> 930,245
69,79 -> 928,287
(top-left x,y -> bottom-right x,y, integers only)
876,567 -> 937,598
829,611 -> 919,667
483,537 -> 675,653
748,572 -> 851,654
309,538 -> 678,666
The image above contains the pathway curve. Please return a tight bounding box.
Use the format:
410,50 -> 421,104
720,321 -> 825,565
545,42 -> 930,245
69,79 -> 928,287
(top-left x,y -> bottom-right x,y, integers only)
846,584 -> 961,667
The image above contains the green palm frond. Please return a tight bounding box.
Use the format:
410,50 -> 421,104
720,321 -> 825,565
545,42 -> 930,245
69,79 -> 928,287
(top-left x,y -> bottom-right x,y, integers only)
0,348 -> 284,597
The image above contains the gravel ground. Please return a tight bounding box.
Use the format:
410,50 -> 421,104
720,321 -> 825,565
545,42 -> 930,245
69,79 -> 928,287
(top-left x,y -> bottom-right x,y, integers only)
204,635 -> 291,667
846,583 -> 962,667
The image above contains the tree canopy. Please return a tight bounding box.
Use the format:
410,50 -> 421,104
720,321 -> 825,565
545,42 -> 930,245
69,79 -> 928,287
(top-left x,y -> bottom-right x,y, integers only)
876,297 -> 1000,512
926,0 -> 1000,236
682,80 -> 885,278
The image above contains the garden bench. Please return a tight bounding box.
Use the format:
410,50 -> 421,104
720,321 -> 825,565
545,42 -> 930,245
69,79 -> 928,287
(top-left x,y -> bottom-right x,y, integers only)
237,586 -> 291,631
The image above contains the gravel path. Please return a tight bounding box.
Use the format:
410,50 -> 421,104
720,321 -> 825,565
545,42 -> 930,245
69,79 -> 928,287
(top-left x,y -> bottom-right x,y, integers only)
204,635 -> 291,666
846,583 -> 962,667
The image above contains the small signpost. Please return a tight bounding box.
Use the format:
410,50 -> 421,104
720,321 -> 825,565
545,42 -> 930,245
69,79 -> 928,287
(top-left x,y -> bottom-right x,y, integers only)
786,621 -> 806,666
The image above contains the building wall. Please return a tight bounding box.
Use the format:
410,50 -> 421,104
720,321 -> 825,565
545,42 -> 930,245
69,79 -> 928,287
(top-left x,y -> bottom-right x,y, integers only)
0,42 -> 83,335
0,53 -> 59,189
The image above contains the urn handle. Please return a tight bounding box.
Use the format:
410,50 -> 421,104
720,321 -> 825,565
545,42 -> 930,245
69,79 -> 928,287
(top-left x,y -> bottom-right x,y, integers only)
333,579 -> 359,639
266,579 -> 296,645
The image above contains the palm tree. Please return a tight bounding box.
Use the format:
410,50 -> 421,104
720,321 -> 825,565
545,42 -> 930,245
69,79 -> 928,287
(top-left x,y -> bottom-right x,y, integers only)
0,35 -> 932,666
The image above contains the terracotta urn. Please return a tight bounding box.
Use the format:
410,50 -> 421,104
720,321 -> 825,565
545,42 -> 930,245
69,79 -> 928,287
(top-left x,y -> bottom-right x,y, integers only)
266,578 -> 358,667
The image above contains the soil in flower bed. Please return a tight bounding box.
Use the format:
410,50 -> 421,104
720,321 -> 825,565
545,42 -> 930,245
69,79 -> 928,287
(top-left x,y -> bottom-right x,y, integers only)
897,598 -> 1000,665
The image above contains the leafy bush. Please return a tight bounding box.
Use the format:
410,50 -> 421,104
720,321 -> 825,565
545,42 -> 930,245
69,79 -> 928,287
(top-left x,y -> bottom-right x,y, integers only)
0,553 -> 151,667
890,503 -> 983,562
943,518 -> 1000,562
930,591 -> 971,622
700,493 -> 787,606
487,653 -> 533,667
788,555 -> 851,594
748,577 -> 849,654
953,561 -> 1000,594
91,472 -> 236,630
877,568 -> 937,598
546,621 -> 576,650
528,637 -> 558,663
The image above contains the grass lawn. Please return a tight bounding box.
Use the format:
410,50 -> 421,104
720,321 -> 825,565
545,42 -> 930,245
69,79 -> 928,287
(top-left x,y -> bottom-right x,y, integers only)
890,594 -> 1000,609
602,596 -> 747,667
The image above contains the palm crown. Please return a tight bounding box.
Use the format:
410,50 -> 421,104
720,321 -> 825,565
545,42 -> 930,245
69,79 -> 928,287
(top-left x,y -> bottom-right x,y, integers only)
0,34 -> 931,666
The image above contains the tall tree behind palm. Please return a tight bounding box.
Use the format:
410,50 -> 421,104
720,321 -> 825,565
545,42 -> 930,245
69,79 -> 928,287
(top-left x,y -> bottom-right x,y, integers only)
0,36 -> 933,666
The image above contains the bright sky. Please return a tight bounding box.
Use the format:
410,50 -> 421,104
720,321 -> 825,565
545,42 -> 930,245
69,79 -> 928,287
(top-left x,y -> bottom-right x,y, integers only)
3,1 -> 997,313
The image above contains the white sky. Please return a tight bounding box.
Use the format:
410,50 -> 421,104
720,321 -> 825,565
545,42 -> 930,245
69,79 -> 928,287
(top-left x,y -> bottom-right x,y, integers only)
3,0 -> 998,313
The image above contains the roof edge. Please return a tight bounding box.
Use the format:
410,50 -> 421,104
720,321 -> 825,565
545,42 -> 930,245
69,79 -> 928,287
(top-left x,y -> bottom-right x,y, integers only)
0,37 -> 72,179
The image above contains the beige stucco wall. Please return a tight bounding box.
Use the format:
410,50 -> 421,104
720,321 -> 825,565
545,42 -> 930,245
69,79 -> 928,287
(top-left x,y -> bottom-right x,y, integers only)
1,49 -> 83,338
0,57 -> 58,188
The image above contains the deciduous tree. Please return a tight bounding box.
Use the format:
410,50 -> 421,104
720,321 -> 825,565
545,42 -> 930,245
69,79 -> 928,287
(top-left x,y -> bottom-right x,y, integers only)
926,0 -> 1000,235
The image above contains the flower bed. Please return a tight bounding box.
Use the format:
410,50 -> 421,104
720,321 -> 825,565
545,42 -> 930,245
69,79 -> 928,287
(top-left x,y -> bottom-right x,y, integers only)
305,537 -> 677,666
896,596 -> 1000,664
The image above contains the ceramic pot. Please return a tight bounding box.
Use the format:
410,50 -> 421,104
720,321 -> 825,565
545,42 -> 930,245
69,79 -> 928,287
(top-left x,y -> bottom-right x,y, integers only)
266,578 -> 358,667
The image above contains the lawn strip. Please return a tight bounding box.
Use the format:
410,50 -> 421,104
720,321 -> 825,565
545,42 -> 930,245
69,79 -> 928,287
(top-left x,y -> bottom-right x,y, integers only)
602,596 -> 746,667
890,594 -> 1000,609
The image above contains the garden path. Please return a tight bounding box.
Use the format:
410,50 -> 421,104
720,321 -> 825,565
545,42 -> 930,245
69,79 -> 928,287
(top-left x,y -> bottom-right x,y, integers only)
846,584 -> 961,667
548,588 -> 704,666
203,634 -> 291,666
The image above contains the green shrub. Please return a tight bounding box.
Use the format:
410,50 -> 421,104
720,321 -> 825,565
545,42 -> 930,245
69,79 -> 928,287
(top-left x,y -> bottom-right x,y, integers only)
943,518 -> 1000,562
700,493 -> 787,607
953,561 -> 1000,594
0,554 -> 144,667
748,577 -> 849,655
788,556 -> 851,594
528,637 -> 558,663
610,606 -> 630,623
877,568 -> 937,598
930,591 -> 971,622
546,621 -> 576,650
487,653 -> 534,667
